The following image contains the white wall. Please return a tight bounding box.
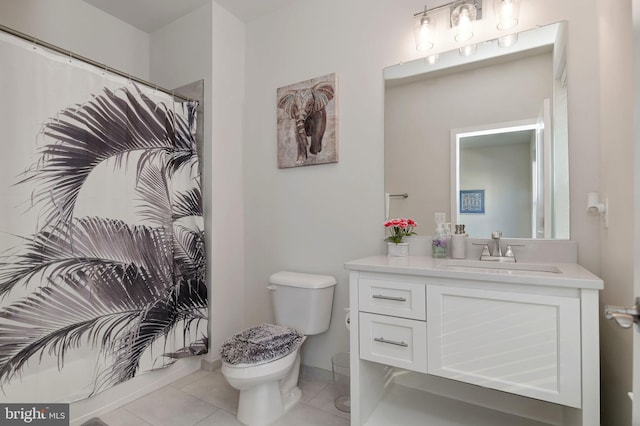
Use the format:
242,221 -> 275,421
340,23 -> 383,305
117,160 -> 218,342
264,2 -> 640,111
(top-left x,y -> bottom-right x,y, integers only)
149,0 -> 247,378
150,0 -> 247,367
0,0 -> 149,79
243,0 -> 605,374
598,1 -> 634,425
209,2 -> 246,356
244,1 -> 398,370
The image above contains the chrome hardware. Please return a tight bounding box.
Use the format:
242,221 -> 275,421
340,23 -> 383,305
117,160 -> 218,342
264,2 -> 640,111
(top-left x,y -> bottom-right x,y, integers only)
491,231 -> 503,257
504,244 -> 515,259
605,298 -> 640,329
472,243 -> 491,257
475,231 -> 523,262
372,294 -> 407,302
374,337 -> 408,347
504,244 -> 524,261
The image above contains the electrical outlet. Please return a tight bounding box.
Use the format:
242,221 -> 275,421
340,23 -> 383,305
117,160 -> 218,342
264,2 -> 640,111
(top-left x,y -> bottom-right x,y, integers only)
434,212 -> 446,225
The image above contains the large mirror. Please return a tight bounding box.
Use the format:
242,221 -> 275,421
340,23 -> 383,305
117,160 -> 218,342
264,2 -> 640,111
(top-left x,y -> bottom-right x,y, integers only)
384,22 -> 569,239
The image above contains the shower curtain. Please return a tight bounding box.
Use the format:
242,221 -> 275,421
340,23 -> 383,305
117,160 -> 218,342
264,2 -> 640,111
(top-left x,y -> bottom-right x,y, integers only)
0,32 -> 207,402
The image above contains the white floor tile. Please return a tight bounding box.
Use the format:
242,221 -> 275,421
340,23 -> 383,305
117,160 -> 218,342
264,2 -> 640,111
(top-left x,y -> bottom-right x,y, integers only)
95,369 -> 350,426
170,369 -> 215,390
305,383 -> 351,420
180,370 -> 239,414
194,409 -> 244,426
273,403 -> 350,426
299,376 -> 329,403
123,386 -> 218,426
98,408 -> 152,426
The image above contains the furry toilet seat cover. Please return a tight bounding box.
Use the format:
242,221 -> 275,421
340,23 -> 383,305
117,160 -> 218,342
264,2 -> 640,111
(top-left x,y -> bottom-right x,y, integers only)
220,323 -> 304,365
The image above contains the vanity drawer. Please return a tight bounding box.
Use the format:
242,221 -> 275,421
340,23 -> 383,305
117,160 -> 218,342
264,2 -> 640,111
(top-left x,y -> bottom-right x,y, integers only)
358,277 -> 426,320
359,312 -> 427,373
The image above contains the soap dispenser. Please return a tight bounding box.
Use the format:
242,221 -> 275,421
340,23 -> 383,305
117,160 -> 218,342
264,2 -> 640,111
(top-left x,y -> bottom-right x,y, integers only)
451,224 -> 467,259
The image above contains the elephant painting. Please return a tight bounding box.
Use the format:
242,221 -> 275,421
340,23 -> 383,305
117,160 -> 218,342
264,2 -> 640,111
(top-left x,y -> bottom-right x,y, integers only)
277,73 -> 338,168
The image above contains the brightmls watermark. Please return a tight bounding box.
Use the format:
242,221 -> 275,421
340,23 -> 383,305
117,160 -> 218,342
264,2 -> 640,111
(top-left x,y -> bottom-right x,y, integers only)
1,404 -> 69,425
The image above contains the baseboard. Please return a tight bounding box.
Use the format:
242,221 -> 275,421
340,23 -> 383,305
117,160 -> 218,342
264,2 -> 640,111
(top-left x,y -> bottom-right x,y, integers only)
301,364 -> 333,383
201,357 -> 221,372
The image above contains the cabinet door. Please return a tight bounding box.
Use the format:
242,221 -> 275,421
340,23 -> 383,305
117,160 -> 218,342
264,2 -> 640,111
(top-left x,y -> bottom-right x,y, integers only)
427,285 -> 581,408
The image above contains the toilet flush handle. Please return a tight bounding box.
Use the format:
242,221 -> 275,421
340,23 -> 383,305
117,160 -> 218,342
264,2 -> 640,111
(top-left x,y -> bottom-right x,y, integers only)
267,285 -> 277,291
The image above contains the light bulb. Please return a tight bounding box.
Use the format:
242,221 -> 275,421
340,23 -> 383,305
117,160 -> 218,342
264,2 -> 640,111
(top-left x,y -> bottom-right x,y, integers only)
497,33 -> 518,48
459,44 -> 477,57
495,0 -> 520,30
452,4 -> 477,42
425,54 -> 440,65
414,13 -> 435,51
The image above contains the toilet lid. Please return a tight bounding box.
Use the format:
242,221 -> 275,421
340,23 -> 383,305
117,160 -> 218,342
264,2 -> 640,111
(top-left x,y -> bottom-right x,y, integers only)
220,323 -> 304,365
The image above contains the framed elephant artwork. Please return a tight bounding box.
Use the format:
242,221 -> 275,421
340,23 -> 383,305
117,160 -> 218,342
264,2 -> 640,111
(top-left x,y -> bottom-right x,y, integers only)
277,73 -> 338,168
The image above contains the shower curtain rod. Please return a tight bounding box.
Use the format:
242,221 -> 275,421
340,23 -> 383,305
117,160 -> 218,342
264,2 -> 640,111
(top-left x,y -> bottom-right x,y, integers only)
0,23 -> 193,102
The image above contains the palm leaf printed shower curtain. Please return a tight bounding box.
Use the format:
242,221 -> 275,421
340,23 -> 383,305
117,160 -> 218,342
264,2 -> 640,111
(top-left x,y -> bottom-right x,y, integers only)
0,32 -> 207,402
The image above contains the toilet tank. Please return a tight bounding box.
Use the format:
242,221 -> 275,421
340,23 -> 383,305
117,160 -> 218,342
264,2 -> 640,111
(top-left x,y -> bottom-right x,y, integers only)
268,271 -> 337,335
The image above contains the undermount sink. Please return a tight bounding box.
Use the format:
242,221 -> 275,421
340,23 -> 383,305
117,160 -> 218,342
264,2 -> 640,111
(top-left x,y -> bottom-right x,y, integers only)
441,259 -> 562,274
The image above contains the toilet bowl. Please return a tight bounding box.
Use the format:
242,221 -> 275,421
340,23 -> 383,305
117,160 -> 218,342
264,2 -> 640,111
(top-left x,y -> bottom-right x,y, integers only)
221,338 -> 305,426
220,271 -> 337,426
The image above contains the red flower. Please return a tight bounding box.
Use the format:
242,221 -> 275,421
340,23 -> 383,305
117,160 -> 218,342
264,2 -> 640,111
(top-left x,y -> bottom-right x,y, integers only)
384,218 -> 418,243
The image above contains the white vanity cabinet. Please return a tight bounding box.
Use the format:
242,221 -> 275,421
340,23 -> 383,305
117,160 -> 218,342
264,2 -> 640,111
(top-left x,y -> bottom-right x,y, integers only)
346,256 -> 603,426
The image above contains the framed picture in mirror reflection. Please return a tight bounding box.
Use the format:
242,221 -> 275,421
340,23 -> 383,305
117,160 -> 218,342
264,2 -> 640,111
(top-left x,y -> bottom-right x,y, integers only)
460,190 -> 485,214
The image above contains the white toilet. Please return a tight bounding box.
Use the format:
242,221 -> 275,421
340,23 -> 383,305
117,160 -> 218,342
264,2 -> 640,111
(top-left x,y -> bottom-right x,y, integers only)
220,271 -> 337,426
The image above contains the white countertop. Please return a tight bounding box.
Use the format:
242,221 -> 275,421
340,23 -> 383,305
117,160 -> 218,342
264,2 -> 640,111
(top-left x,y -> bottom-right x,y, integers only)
345,255 -> 604,290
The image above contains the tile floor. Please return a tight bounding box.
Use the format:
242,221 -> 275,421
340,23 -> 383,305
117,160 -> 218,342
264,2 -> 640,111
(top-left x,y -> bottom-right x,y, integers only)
92,369 -> 350,426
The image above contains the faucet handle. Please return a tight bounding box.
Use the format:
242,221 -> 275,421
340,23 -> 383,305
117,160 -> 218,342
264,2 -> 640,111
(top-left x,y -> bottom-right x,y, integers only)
476,243 -> 491,257
504,244 -> 524,262
504,245 -> 515,259
472,242 -> 492,259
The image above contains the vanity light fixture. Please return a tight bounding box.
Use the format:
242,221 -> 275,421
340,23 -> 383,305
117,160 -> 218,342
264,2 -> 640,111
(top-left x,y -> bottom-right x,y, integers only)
494,0 -> 521,30
412,1 -> 523,55
413,1 -> 482,53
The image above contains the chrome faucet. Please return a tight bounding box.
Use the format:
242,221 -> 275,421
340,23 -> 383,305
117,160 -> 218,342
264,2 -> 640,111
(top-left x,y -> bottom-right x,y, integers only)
491,231 -> 503,257
476,230 -> 521,262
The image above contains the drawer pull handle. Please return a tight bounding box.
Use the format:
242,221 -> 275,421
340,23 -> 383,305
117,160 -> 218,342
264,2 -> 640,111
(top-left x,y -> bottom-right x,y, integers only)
374,337 -> 408,347
372,294 -> 407,302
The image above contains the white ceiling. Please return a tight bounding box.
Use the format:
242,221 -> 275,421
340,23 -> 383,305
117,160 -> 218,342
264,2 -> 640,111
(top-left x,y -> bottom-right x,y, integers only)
84,0 -> 300,32
216,0 -> 300,23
